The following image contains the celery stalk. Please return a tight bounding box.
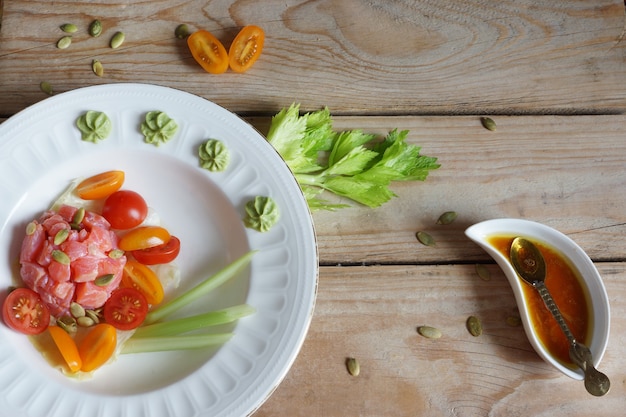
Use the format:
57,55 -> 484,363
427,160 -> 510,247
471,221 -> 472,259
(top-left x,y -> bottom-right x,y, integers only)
121,333 -> 233,354
143,250 -> 256,325
133,304 -> 255,338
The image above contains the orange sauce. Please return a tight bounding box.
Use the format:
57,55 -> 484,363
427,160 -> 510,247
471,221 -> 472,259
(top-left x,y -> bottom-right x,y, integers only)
488,235 -> 592,368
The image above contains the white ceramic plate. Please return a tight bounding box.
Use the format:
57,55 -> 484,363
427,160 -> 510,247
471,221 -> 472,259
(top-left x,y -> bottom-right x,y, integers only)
0,84 -> 318,417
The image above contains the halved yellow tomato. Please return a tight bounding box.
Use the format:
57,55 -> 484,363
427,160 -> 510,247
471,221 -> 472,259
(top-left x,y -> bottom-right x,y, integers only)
48,326 -> 82,373
121,260 -> 164,305
78,323 -> 117,372
75,170 -> 125,200
118,226 -> 171,251
187,30 -> 229,74
228,25 -> 265,73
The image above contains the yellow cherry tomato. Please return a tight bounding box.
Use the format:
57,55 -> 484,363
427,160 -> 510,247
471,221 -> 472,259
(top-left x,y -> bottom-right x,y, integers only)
78,323 -> 117,372
48,326 -> 82,373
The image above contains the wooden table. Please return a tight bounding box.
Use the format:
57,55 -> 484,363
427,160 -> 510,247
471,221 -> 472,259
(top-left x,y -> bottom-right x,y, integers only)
1,1 -> 625,416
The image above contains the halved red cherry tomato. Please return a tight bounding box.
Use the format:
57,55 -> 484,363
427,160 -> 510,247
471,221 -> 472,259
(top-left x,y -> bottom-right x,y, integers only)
2,288 -> 50,335
78,323 -> 117,372
48,326 -> 82,373
102,190 -> 148,230
228,25 -> 265,73
103,287 -> 149,331
75,170 -> 125,200
188,30 -> 229,74
121,260 -> 165,305
118,226 -> 171,251
132,236 -> 180,265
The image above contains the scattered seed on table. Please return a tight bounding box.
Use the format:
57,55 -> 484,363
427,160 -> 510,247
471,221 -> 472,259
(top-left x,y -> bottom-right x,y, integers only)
39,81 -> 54,95
506,315 -> 522,327
475,264 -> 491,281
416,231 -> 435,246
466,316 -> 482,337
480,117 -> 496,131
56,36 -> 72,49
346,357 -> 360,376
436,211 -> 457,225
417,325 -> 442,339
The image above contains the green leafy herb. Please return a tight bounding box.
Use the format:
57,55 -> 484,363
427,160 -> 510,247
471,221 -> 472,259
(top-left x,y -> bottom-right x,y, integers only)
266,104 -> 440,210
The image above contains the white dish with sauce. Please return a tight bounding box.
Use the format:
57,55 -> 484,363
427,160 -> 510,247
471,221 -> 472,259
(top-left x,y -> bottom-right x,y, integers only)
465,218 -> 610,380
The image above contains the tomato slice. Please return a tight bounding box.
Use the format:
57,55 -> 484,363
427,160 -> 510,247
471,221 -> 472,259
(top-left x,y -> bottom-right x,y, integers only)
118,226 -> 171,251
228,25 -> 265,73
103,287 -> 149,331
48,326 -> 82,373
132,236 -> 180,265
188,30 -> 229,74
75,170 -> 125,200
78,323 -> 117,372
121,260 -> 165,305
2,288 -> 50,335
102,190 -> 148,230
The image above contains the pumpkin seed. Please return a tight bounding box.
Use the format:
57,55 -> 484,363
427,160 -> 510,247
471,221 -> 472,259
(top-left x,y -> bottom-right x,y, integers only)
346,357 -> 360,376
57,316 -> 77,333
72,207 -> 85,226
85,309 -> 100,324
70,302 -> 86,318
60,23 -> 78,33
436,211 -> 457,225
52,250 -> 70,265
92,59 -> 104,77
475,264 -> 491,281
110,31 -> 125,49
108,249 -> 124,259
481,117 -> 496,131
416,231 -> 435,246
175,24 -> 191,39
95,273 -> 115,286
506,315 -> 522,327
53,228 -> 69,245
89,19 -> 103,37
417,325 -> 442,339
39,81 -> 54,96
56,36 -> 72,49
26,221 -> 37,235
466,316 -> 482,337
77,316 -> 95,327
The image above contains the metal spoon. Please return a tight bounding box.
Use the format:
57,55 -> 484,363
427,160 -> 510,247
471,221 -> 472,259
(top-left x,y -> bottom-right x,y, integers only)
509,237 -> 610,396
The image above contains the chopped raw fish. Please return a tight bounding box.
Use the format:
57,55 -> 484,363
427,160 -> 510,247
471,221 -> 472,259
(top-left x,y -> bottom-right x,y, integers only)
18,204 -> 126,316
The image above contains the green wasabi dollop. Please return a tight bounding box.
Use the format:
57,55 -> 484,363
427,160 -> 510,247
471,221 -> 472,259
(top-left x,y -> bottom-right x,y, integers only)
141,111 -> 178,146
76,111 -> 112,143
243,196 -> 280,232
198,139 -> 230,172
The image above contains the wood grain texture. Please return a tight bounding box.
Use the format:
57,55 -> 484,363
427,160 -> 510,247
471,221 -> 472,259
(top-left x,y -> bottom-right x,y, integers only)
255,263 -> 626,417
1,0 -> 625,116
247,114 -> 626,265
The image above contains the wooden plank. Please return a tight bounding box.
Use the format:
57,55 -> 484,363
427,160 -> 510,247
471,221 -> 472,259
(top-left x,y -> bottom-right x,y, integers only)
248,114 -> 626,265
1,0 -> 625,116
254,263 -> 626,417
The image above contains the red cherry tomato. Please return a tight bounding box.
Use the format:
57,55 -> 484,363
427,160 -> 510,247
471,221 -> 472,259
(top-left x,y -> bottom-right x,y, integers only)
103,287 -> 148,331
102,190 -> 148,230
2,288 -> 50,335
132,236 -> 180,265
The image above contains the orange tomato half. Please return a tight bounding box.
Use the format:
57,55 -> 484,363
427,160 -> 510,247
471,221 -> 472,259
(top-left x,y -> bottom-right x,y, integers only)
187,30 -> 229,74
121,260 -> 165,305
228,25 -> 265,73
78,323 -> 117,372
76,170 -> 125,200
48,326 -> 82,373
118,226 -> 171,251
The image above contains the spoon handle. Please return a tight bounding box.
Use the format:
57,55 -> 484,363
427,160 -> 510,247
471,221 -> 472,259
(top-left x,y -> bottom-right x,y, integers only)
533,281 -> 576,344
